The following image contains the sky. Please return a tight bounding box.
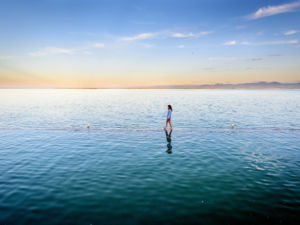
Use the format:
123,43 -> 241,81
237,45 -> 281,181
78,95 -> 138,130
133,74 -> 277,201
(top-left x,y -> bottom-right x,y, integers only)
0,0 -> 300,88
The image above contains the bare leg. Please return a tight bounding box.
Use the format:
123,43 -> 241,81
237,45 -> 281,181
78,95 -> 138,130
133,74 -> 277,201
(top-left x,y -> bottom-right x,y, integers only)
164,120 -> 168,130
169,120 -> 173,130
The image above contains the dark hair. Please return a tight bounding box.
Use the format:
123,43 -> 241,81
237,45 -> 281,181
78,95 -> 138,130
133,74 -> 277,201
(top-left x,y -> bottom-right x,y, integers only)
168,105 -> 173,111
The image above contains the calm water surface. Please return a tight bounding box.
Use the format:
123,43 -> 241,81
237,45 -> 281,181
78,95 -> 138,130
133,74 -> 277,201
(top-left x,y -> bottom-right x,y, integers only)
0,89 -> 300,224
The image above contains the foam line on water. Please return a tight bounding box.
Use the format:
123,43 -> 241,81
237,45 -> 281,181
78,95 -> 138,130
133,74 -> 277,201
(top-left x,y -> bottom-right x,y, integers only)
1,127 -> 300,132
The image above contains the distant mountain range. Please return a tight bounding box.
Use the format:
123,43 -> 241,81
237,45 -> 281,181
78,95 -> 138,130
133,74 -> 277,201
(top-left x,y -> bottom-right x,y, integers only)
137,82 -> 300,89
2,82 -> 300,89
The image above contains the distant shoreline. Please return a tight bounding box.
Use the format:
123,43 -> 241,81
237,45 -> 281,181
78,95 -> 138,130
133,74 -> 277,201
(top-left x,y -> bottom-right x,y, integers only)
1,82 -> 300,89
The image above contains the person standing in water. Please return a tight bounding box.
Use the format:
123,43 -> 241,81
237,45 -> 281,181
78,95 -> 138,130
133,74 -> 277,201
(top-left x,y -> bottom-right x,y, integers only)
164,105 -> 173,130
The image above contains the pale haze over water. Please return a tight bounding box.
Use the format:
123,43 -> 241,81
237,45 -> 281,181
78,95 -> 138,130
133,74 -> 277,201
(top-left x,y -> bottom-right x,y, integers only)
1,89 -> 300,129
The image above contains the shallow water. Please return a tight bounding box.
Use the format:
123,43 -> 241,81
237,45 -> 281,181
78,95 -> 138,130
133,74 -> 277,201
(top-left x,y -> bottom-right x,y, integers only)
0,89 -> 300,224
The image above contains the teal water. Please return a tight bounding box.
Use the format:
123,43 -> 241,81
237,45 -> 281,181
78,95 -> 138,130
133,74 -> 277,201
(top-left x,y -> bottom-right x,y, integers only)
0,89 -> 300,224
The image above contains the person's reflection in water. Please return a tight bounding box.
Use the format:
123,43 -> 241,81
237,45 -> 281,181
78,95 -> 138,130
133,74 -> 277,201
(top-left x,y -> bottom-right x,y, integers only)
165,129 -> 173,154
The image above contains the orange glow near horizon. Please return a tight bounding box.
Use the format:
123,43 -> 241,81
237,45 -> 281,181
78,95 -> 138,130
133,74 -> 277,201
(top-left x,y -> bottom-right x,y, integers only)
1,67 -> 299,88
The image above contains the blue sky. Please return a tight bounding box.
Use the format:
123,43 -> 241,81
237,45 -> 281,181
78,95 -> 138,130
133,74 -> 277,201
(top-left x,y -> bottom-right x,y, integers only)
0,0 -> 299,87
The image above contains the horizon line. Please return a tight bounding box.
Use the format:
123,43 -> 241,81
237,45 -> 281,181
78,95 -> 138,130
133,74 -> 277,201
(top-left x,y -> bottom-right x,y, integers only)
1,81 -> 300,89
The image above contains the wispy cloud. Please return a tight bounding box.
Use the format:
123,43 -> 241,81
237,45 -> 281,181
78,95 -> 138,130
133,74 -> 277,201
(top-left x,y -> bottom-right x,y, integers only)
172,32 -> 195,38
268,54 -> 282,57
29,47 -> 75,57
171,31 -> 211,38
251,57 -> 263,61
223,40 -> 298,46
0,56 -> 14,60
120,30 -> 212,42
121,33 -> 156,41
223,40 -> 237,46
239,41 -> 250,45
29,43 -> 105,57
248,1 -> 300,20
177,45 -> 185,48
284,30 -> 298,35
93,43 -> 105,48
259,40 -> 298,45
199,31 -> 213,36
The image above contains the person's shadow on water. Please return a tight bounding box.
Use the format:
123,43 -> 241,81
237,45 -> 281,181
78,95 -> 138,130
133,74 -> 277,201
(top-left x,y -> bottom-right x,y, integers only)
165,129 -> 173,154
